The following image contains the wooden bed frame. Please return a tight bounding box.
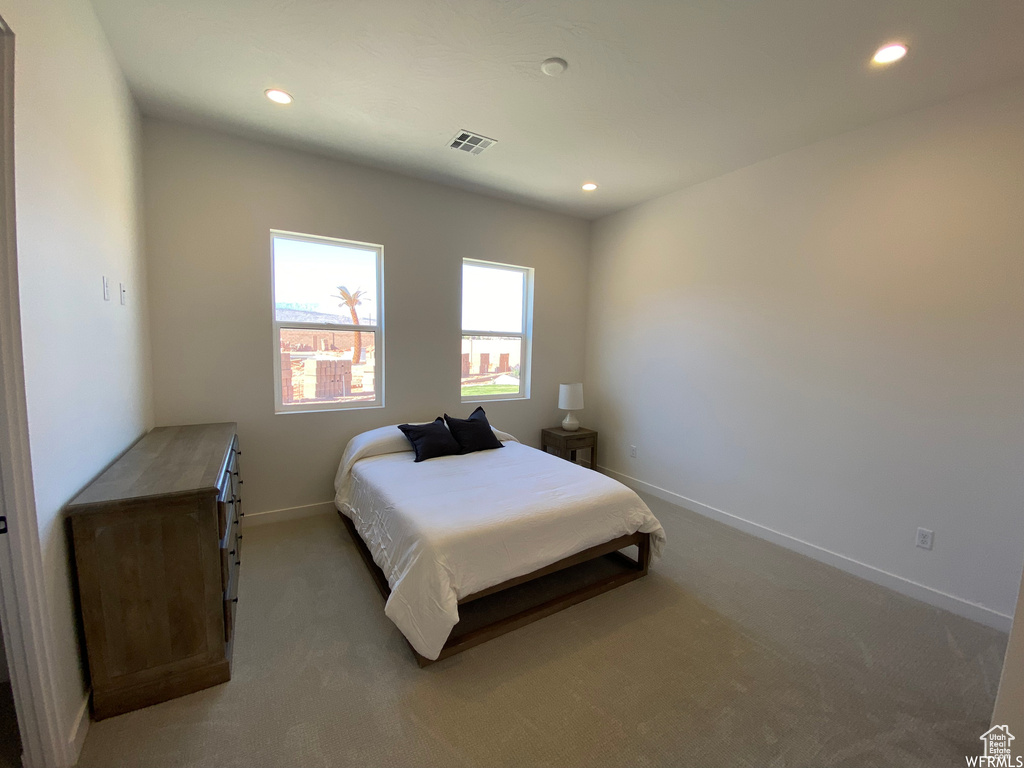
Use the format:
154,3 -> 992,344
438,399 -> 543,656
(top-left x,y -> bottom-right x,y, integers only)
338,511 -> 651,666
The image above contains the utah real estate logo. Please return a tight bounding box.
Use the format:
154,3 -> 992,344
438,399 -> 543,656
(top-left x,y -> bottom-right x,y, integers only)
969,725 -> 1023,767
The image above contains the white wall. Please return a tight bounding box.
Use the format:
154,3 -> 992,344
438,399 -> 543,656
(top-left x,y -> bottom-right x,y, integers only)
141,119 -> 589,517
0,0 -> 151,756
586,80 -> 1024,628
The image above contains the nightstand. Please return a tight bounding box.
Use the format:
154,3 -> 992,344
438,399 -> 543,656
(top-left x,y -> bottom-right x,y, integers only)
541,426 -> 598,471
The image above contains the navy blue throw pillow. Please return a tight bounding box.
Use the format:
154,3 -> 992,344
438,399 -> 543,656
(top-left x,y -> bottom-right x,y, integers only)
443,406 -> 504,454
398,417 -> 462,462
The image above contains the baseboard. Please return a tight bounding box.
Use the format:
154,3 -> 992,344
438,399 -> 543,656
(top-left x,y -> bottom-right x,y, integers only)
600,465 -> 1013,633
241,500 -> 336,528
67,692 -> 89,765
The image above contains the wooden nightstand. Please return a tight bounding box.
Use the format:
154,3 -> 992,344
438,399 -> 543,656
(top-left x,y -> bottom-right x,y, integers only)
541,426 -> 598,470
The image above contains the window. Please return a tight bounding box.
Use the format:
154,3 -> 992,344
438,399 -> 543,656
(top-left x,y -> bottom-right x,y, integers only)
271,231 -> 383,412
461,259 -> 533,401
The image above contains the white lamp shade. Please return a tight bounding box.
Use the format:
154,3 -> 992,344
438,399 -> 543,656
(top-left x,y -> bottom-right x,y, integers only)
558,383 -> 584,411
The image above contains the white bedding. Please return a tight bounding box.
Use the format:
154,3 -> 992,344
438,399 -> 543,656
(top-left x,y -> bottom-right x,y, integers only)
333,425 -> 666,659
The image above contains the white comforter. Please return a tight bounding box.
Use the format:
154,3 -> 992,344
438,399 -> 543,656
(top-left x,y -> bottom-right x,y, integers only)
333,425 -> 666,659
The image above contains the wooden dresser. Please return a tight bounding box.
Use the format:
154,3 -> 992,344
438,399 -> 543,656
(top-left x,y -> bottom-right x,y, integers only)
68,423 -> 243,720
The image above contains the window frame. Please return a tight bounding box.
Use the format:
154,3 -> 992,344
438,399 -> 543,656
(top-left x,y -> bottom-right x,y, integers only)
270,229 -> 385,414
460,258 -> 534,404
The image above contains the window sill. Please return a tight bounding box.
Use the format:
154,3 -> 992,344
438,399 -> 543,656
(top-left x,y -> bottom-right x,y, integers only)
275,403 -> 385,415
460,395 -> 530,404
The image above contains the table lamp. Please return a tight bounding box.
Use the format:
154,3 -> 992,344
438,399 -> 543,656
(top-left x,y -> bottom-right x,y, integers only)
558,383 -> 584,432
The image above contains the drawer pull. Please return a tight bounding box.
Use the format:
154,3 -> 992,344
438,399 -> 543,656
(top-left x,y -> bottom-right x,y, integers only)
229,549 -> 235,556
237,535 -> 243,541
232,597 -> 238,603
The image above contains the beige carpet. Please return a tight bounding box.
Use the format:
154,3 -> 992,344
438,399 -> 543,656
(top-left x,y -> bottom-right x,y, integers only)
76,494 -> 1007,768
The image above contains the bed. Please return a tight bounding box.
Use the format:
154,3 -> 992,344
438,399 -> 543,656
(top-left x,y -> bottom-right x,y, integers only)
333,424 -> 666,664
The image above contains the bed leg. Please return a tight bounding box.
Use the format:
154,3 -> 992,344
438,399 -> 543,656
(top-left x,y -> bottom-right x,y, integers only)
637,533 -> 651,575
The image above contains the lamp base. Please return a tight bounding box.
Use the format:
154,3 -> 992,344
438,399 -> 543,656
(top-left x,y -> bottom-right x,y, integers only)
561,412 -> 580,431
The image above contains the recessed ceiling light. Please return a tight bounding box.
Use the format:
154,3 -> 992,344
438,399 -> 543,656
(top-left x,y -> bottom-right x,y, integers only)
582,182 -> 598,191
541,57 -> 568,77
265,89 -> 293,104
872,43 -> 908,65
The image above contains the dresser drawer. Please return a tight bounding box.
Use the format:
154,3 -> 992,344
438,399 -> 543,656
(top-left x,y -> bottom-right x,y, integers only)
217,491 -> 236,540
228,440 -> 242,497
228,454 -> 239,496
220,524 -> 238,591
224,595 -> 237,644
223,556 -> 240,643
217,444 -> 241,537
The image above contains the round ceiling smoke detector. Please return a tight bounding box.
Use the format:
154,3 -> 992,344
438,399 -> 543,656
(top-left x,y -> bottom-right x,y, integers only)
541,58 -> 568,77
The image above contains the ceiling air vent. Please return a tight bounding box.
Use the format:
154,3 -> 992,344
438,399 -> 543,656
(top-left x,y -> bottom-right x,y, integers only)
449,130 -> 497,155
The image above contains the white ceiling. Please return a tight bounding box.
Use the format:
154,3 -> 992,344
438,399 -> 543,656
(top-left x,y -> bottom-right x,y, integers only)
90,0 -> 1024,219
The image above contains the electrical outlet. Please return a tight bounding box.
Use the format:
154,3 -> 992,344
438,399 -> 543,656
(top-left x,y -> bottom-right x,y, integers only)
916,527 -> 934,550
119,283 -> 127,306
102,276 -> 110,301
629,445 -> 637,458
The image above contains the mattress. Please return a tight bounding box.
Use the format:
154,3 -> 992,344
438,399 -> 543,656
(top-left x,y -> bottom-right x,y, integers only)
334,425 -> 666,659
